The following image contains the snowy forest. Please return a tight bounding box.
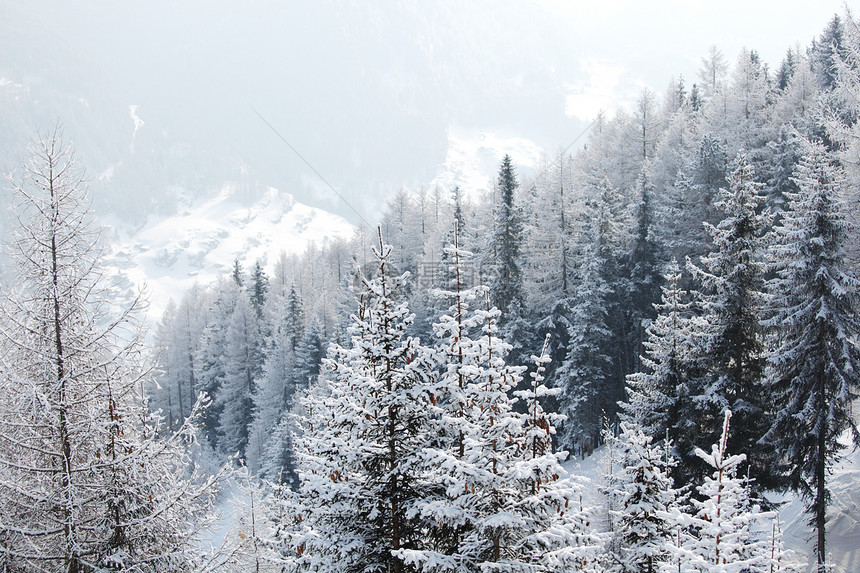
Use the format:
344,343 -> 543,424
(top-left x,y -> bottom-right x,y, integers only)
3,7 -> 860,573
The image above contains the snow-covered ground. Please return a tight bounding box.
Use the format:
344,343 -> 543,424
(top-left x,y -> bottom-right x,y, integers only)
104,185 -> 354,323
775,447 -> 860,572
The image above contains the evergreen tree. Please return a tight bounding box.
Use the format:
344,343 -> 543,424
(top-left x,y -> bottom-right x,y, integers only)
763,141 -> 860,572
557,237 -> 612,457
685,152 -> 776,492
151,285 -> 209,431
488,154 -> 525,317
233,258 -> 245,286
811,14 -> 844,91
295,315 -> 326,380
557,173 -> 626,456
685,411 -> 773,573
285,230 -> 439,572
622,259 -> 699,448
217,292 -> 264,459
623,174 -> 664,377
196,278 -> 240,450
249,260 -> 269,320
776,48 -> 797,91
605,423 -> 677,573
764,126 -> 801,221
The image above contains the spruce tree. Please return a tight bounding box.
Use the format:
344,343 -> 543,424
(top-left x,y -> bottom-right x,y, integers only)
763,141 -> 860,572
488,155 -> 525,318
622,259 -> 700,450
285,230 -> 439,572
605,423 -> 678,573
248,260 -> 269,320
685,152 -> 776,492
217,292 -> 263,459
685,411 -> 774,573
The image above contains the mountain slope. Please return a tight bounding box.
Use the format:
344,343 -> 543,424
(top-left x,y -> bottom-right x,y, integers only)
106,185 -> 354,322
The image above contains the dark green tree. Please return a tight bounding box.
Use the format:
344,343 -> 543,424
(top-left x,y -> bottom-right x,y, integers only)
248,260 -> 269,319
764,141 -> 860,572
685,153 -> 776,492
489,154 -> 525,316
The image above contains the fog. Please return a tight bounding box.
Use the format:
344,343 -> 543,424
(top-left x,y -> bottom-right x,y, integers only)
0,1 -> 845,225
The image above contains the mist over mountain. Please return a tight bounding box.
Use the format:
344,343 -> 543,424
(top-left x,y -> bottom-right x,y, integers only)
0,0 -> 585,226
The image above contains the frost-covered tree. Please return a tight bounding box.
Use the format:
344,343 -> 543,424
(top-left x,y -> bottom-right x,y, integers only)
622,175 -> 664,376
557,173 -> 625,456
686,152 -> 776,491
246,286 -> 307,475
405,280 -> 603,572
248,260 -> 269,320
683,411 -> 773,573
698,45 -> 728,100
763,140 -> 860,572
487,154 -> 525,319
284,230 -> 439,572
604,423 -> 677,573
196,277 -> 241,449
151,284 -> 210,431
0,128 -> 222,572
622,259 -> 700,449
218,292 -> 264,458
811,14 -> 844,91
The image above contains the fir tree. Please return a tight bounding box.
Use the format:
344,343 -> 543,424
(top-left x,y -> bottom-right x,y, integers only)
249,260 -> 269,320
605,423 -> 677,573
217,292 -> 264,459
285,230 -> 439,572
622,259 -> 700,450
488,154 -> 525,317
763,140 -> 860,572
686,152 -> 776,492
685,411 -> 774,573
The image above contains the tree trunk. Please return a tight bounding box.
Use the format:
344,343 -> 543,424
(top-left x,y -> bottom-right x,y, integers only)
816,377 -> 827,573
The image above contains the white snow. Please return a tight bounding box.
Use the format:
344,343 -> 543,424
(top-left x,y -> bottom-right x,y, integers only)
104,184 -> 354,324
129,105 -> 145,152
431,126 -> 543,200
771,446 -> 860,572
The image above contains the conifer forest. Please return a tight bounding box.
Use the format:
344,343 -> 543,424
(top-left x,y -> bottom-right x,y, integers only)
3,6 -> 860,573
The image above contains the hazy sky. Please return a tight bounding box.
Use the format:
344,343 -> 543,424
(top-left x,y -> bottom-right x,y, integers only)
0,1 -> 852,222
540,0 -> 849,119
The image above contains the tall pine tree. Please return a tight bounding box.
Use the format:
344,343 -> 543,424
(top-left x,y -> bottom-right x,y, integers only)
764,140 -> 860,572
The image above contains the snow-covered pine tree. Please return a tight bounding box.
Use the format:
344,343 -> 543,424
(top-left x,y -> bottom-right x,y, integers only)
246,285 -> 306,475
684,411 -> 773,573
488,154 -> 525,318
510,335 -> 604,572
622,174 -> 663,377
763,140 -> 860,573
399,229 -> 603,572
217,291 -> 264,459
452,294 -> 600,572
0,128 -> 223,572
622,259 -> 703,458
248,260 -> 269,320
604,422 -> 677,573
284,229 -> 440,572
402,224 -> 491,571
257,315 -> 327,486
685,152 -> 776,492
196,277 -> 241,450
558,240 -> 613,457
